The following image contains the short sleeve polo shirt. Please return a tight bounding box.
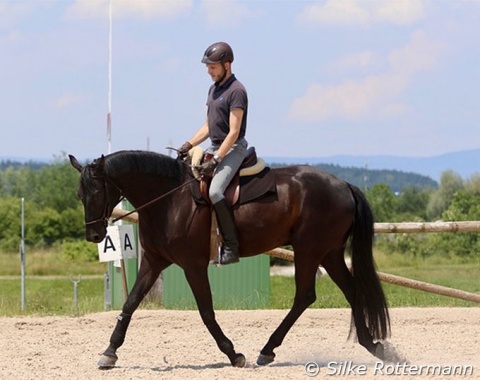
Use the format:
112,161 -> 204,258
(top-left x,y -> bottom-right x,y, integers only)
206,74 -> 248,144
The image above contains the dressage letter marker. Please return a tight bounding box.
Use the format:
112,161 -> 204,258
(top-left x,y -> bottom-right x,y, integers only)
98,225 -> 137,262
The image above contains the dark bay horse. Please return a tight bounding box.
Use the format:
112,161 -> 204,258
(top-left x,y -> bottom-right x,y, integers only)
69,150 -> 391,368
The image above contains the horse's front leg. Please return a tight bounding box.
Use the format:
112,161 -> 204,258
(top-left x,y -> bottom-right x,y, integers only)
98,255 -> 169,369
184,267 -> 246,367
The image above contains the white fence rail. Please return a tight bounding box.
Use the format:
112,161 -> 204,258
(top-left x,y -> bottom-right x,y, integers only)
111,208 -> 480,303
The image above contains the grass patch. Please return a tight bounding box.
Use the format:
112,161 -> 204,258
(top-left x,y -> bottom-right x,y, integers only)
0,249 -> 106,277
1,248 -> 478,316
0,277 -> 104,317
269,250 -> 480,309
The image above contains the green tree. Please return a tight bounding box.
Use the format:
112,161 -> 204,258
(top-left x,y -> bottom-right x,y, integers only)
365,184 -> 397,222
464,173 -> 480,196
0,197 -> 24,251
1,166 -> 36,198
396,186 -> 431,221
427,170 -> 464,220
59,205 -> 85,240
32,154 -> 79,212
435,190 -> 480,257
28,207 -> 63,246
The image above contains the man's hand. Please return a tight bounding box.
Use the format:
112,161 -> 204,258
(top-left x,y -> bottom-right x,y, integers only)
177,141 -> 193,159
199,158 -> 219,178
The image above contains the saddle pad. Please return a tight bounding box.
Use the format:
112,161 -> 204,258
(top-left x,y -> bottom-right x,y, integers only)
190,167 -> 277,206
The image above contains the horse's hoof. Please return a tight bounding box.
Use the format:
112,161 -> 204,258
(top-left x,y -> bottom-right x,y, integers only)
257,353 -> 275,366
374,342 -> 385,361
98,354 -> 118,369
232,353 -> 246,367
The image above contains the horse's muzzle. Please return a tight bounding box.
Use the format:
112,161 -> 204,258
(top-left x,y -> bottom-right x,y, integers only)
86,228 -> 105,243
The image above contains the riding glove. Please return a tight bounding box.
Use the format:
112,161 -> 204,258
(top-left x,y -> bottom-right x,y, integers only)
177,141 -> 193,159
199,158 -> 219,178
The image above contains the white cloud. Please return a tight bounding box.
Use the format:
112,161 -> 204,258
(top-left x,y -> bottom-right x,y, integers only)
298,0 -> 424,28
376,0 -> 424,26
53,92 -> 87,109
66,0 -> 193,20
389,30 -> 443,76
0,1 -> 52,27
201,0 -> 251,28
288,30 -> 443,123
289,73 -> 405,122
335,51 -> 378,71
0,30 -> 21,46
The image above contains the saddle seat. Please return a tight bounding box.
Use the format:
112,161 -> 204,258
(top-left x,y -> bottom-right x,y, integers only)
189,146 -> 266,206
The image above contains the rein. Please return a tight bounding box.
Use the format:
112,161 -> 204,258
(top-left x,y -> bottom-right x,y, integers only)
111,177 -> 198,223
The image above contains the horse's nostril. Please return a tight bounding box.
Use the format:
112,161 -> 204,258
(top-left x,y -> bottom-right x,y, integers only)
86,231 -> 101,243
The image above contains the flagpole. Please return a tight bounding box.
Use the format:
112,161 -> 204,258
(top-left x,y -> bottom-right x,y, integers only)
107,0 -> 112,155
107,0 -> 129,302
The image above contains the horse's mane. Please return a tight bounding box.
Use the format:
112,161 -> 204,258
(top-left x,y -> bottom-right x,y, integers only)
103,150 -> 186,179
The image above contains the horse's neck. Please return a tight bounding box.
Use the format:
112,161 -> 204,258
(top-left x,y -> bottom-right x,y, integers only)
114,173 -> 183,209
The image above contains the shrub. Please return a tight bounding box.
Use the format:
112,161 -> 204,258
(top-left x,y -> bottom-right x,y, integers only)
60,239 -> 98,262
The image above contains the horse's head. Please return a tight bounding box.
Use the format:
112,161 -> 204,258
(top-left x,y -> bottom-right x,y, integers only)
69,154 -> 122,243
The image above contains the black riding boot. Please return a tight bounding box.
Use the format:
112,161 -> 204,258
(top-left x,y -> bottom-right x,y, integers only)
213,199 -> 239,265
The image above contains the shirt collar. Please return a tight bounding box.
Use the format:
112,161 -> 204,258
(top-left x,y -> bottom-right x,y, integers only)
215,74 -> 236,89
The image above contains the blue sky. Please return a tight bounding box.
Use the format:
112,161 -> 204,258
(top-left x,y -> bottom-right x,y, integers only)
1,0 -> 479,161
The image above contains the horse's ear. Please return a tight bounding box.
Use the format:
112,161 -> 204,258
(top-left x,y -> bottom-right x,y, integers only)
69,154 -> 83,173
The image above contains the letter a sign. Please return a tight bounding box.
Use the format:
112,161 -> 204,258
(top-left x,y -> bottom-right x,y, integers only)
97,225 -> 137,262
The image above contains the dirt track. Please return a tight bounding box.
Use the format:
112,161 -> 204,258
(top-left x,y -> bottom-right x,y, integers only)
0,308 -> 479,379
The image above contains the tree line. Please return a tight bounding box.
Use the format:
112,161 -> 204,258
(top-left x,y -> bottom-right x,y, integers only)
0,154 -> 479,258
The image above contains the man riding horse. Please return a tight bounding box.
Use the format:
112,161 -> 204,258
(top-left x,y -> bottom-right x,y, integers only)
177,42 -> 249,265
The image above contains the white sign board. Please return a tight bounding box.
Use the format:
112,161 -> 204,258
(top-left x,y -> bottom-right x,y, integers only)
97,225 -> 137,262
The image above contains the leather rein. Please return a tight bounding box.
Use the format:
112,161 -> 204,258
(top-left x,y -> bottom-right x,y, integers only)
110,177 -> 198,223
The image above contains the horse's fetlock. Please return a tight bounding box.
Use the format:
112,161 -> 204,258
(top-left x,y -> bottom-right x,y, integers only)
218,340 -> 234,354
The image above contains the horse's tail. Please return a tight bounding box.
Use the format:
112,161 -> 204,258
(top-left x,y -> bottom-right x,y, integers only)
348,183 -> 390,341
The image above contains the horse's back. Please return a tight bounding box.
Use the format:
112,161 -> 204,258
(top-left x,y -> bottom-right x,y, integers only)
273,165 -> 355,208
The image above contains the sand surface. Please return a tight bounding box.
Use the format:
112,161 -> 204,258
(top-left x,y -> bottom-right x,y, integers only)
1,307 -> 479,379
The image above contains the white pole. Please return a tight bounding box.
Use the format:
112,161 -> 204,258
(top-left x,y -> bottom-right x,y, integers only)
20,198 -> 26,310
104,0 -> 114,311
107,0 -> 113,154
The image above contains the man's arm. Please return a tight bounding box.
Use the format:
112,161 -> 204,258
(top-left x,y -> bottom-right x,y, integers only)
215,108 -> 243,159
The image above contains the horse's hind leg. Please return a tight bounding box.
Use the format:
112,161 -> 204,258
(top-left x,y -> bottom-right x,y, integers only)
98,254 -> 169,369
258,255 -> 319,365
184,267 -> 246,367
321,250 -> 381,357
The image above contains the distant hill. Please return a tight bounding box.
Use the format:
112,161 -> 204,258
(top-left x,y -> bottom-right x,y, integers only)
270,162 -> 437,193
265,148 -> 480,182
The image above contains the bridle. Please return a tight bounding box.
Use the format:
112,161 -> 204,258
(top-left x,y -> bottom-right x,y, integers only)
83,171 -> 124,228
83,166 -> 197,226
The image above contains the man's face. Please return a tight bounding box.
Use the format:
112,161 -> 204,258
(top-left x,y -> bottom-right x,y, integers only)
206,63 -> 227,83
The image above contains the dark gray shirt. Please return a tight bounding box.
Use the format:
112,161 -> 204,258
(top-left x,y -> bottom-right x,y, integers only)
206,74 -> 248,144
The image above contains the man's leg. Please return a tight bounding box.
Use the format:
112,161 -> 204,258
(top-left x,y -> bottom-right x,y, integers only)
209,142 -> 246,265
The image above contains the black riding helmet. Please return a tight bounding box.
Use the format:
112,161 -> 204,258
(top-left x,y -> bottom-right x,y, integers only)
201,42 -> 234,64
